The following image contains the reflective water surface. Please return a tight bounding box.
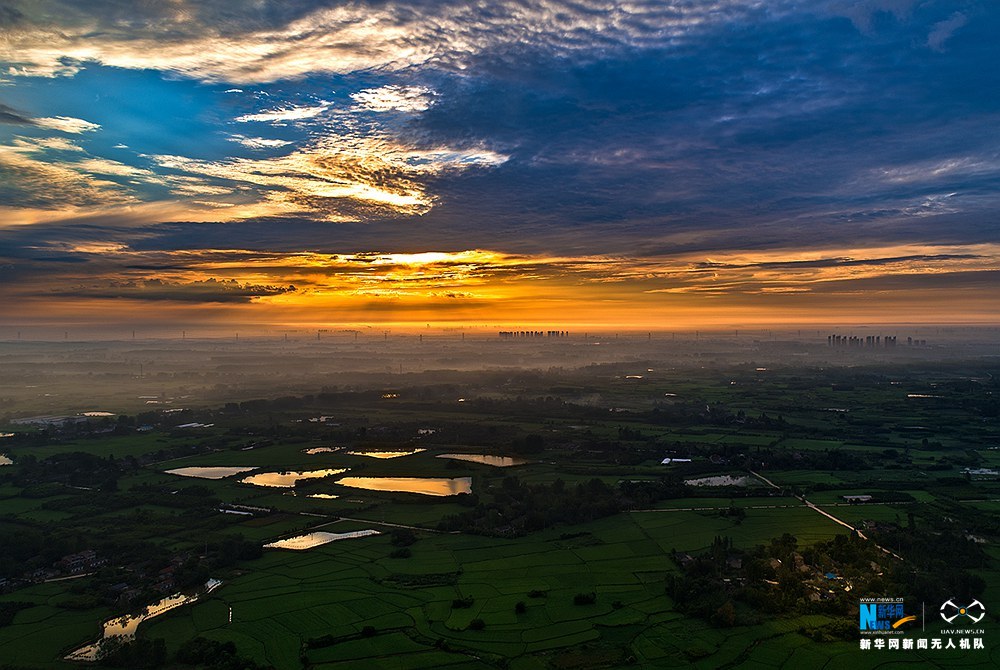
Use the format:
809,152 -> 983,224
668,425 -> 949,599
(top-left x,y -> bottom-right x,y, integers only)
684,475 -> 749,487
303,447 -> 340,454
165,466 -> 258,479
335,476 -> 472,496
436,453 -> 528,467
347,449 -> 426,459
264,529 -> 381,550
241,468 -> 348,488
65,579 -> 222,661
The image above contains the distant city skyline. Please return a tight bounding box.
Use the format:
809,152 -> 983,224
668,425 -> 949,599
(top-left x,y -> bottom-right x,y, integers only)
1,1 -> 998,328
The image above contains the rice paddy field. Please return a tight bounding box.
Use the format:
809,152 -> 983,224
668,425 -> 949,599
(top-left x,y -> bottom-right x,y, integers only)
131,510 -> 1000,669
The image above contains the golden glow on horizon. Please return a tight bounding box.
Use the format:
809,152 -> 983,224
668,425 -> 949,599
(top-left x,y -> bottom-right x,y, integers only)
2,243 -> 997,328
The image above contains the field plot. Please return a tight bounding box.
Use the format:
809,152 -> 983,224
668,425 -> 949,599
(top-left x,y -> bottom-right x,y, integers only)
0,584 -> 114,666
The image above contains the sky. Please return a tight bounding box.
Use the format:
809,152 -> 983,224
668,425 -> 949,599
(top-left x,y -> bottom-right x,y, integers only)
1,0 -> 998,332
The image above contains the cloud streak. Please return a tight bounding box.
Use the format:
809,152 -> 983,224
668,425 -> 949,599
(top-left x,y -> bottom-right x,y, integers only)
52,277 -> 296,303
235,102 -> 332,123
149,134 -> 507,218
33,116 -> 101,133
0,103 -> 36,125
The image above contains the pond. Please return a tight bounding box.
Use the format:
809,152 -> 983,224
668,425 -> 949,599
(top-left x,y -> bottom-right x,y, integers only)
65,579 -> 221,661
264,529 -> 381,550
335,476 -> 472,496
241,468 -> 348,488
436,454 -> 528,467
684,475 -> 749,487
303,447 -> 340,454
165,466 -> 258,479
346,449 -> 426,459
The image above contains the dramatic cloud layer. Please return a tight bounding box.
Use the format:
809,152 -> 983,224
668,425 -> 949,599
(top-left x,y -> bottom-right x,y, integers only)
0,0 -> 998,328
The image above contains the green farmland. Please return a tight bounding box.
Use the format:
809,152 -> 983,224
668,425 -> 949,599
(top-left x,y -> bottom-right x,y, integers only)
1,357 -> 999,668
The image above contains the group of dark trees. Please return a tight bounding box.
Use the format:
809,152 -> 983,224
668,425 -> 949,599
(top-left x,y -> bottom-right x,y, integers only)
9,452 -> 122,491
438,476 -> 621,536
668,532 -> 879,631
97,636 -> 268,669
667,524 -> 990,638
436,470 -> 791,536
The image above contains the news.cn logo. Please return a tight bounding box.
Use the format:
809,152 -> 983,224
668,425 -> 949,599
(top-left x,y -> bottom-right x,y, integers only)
941,599 -> 986,624
859,600 -> 916,631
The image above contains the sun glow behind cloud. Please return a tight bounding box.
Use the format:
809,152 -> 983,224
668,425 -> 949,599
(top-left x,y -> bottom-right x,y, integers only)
3,243 -> 997,327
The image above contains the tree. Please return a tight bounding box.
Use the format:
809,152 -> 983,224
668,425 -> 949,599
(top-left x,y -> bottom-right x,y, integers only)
712,601 -> 736,628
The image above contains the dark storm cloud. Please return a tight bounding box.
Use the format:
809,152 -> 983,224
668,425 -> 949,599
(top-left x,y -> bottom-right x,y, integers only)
0,102 -> 36,125
0,2 -> 23,27
810,269 -> 1000,293
51,278 -> 296,303
694,254 -> 985,271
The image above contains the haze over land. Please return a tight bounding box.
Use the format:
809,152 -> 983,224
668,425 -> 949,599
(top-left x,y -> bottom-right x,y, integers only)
2,327 -> 996,420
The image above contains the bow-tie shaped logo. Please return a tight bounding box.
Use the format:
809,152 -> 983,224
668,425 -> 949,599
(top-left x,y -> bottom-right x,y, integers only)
940,599 -> 986,624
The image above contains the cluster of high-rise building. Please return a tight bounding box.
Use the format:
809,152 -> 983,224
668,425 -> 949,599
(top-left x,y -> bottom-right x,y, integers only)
827,335 -> 928,347
827,334 -> 896,347
498,330 -> 570,338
